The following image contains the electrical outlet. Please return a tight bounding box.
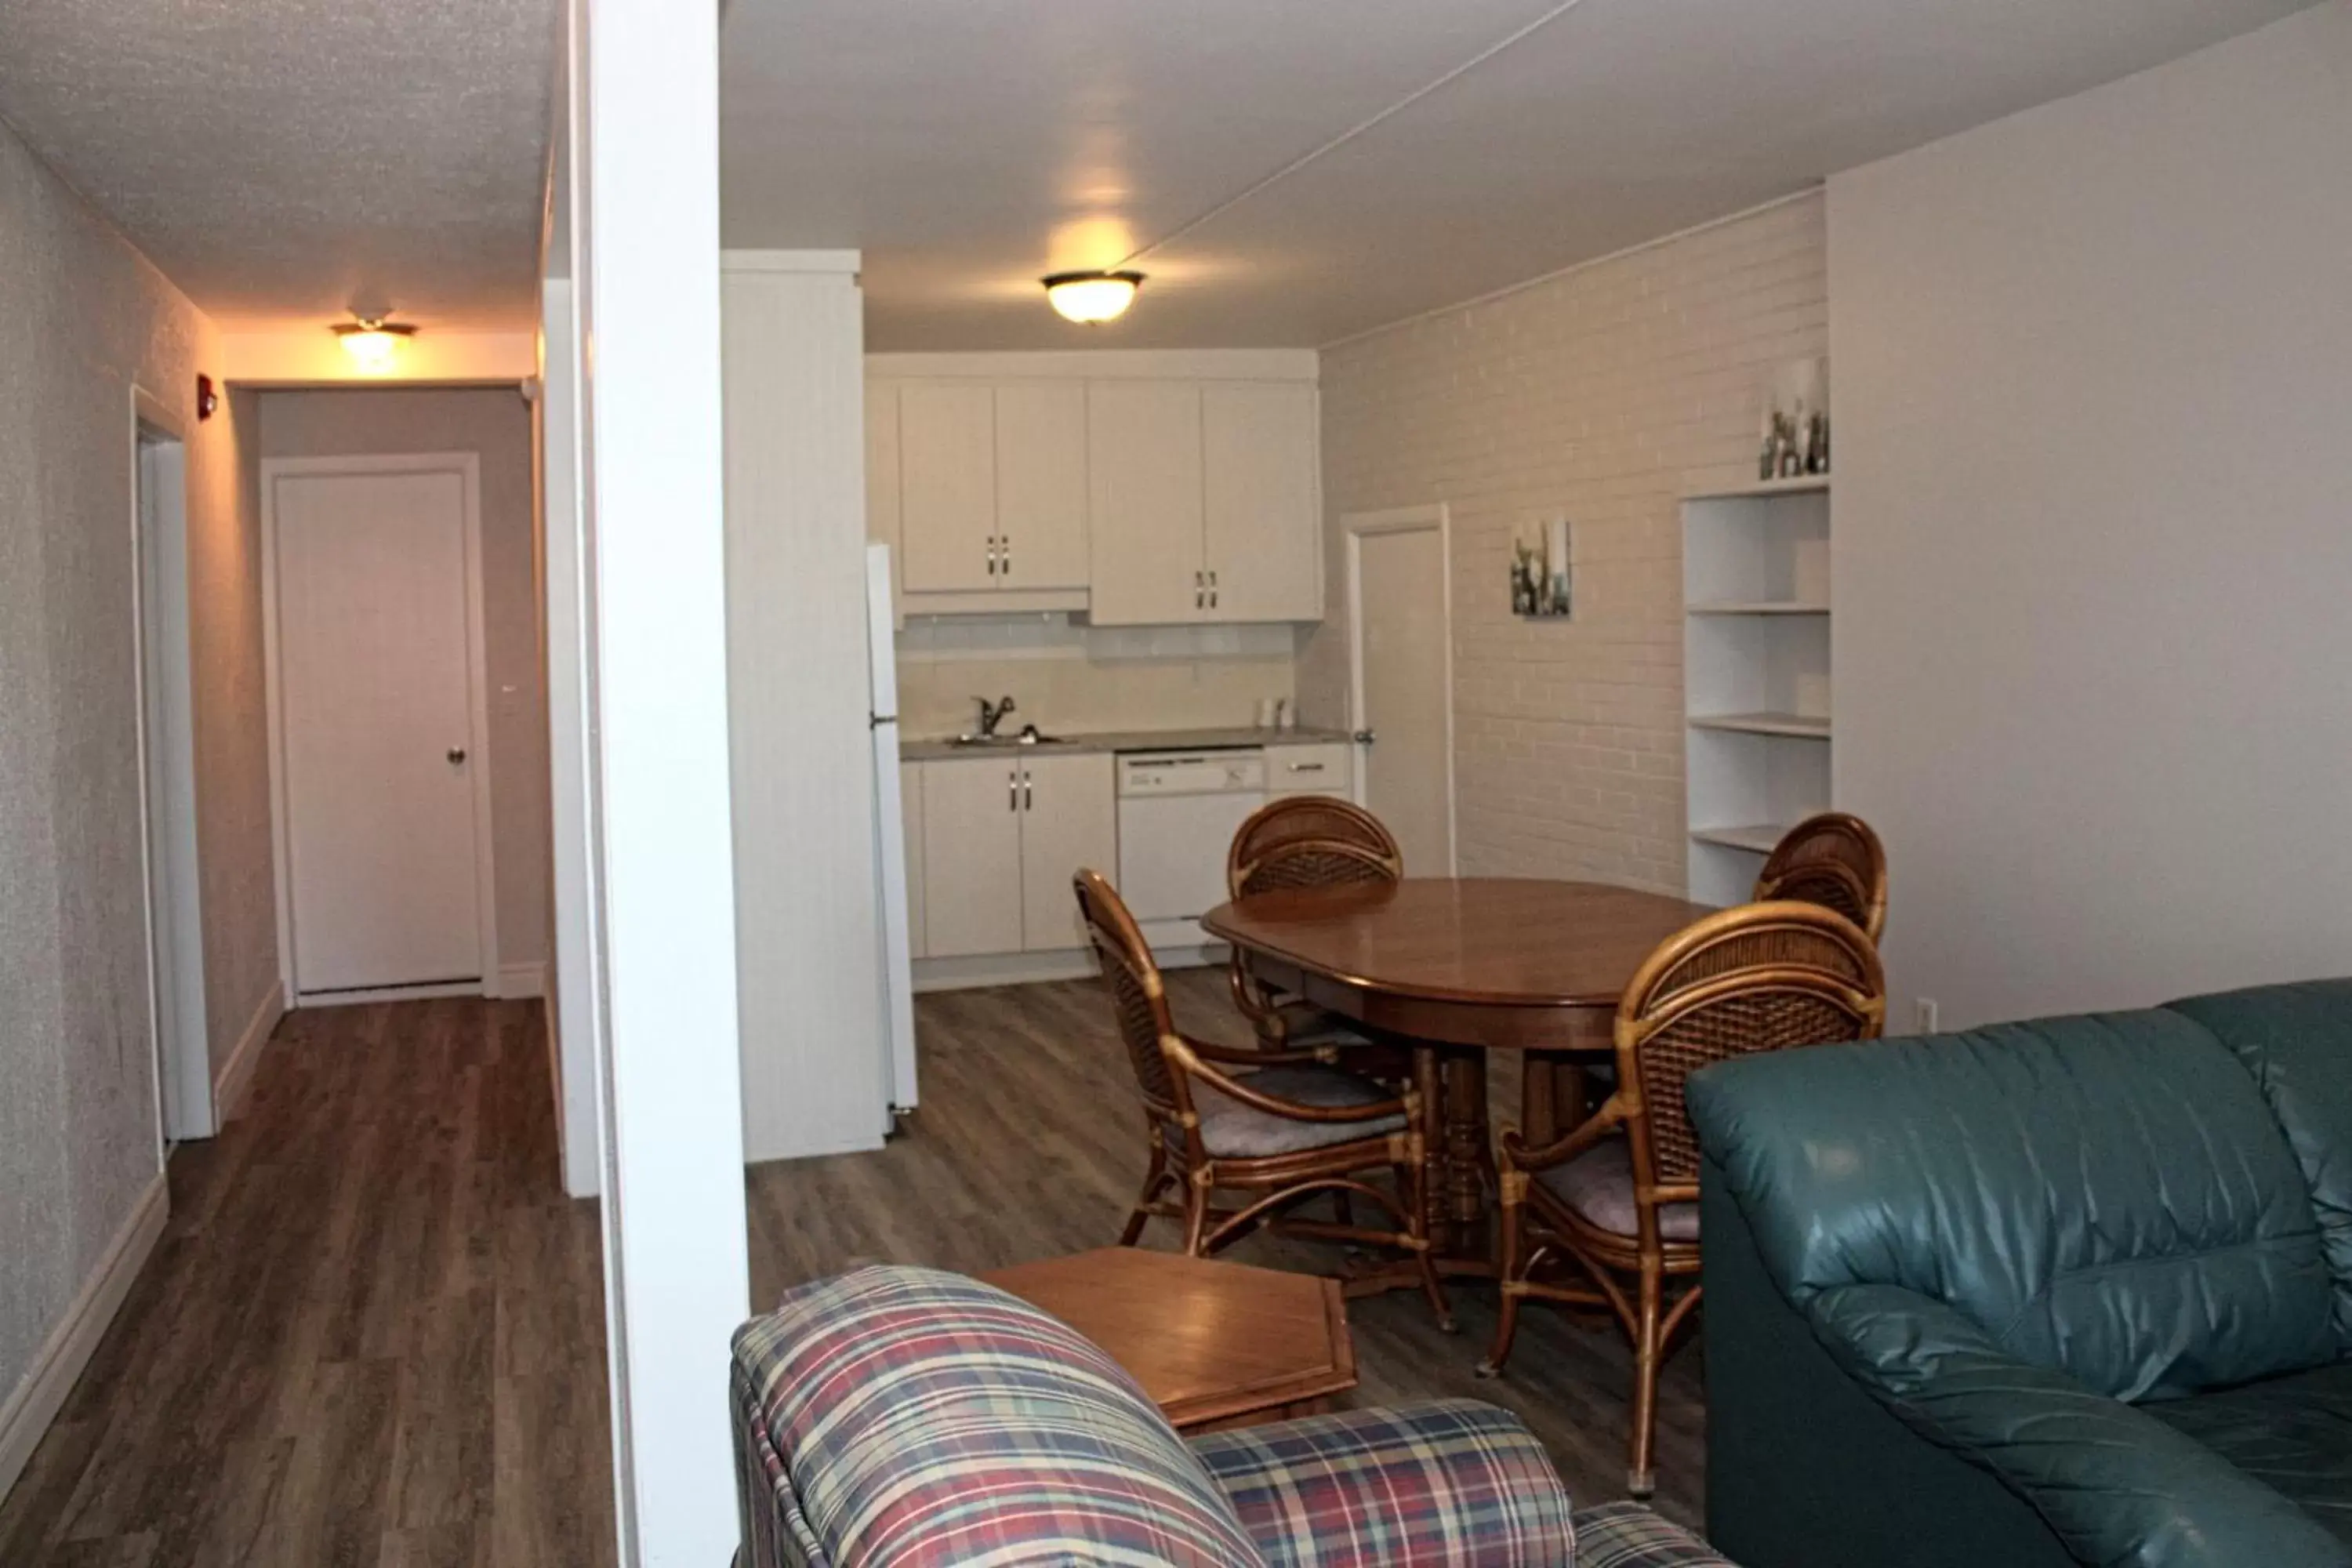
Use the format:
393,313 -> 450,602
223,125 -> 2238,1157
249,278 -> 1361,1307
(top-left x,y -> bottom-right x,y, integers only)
1915,998 -> 1940,1034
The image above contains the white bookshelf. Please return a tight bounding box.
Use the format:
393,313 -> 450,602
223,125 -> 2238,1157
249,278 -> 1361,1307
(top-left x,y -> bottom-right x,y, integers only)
1683,476 -> 1832,906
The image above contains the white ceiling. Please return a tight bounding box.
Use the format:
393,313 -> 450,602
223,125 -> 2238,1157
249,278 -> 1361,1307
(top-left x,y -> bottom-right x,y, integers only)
0,0 -> 557,329
721,0 -> 2318,350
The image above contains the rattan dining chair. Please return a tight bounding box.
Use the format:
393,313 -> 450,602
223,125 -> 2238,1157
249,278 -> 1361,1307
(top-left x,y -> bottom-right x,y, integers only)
1480,901 -> 1886,1496
1753,811 -> 1889,943
1074,868 -> 1451,1329
1224,795 -> 1403,1051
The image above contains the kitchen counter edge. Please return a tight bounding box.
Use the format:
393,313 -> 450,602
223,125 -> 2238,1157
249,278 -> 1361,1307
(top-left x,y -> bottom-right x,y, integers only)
898,725 -> 1353,762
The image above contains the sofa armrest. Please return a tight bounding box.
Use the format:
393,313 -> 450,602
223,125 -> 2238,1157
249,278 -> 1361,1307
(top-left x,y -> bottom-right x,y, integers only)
1809,1283 -> 2347,1568
1187,1399 -> 1573,1568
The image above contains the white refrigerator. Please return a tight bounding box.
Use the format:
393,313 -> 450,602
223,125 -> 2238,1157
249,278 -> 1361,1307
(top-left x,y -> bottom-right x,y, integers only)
867,543 -> 919,1118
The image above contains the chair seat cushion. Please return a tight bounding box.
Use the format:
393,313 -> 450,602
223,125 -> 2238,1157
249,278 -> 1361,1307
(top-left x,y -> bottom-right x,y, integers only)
1192,1065 -> 1404,1160
1571,1501 -> 1737,1566
731,1265 -> 1267,1566
1538,1139 -> 1699,1241
2146,1356 -> 2352,1547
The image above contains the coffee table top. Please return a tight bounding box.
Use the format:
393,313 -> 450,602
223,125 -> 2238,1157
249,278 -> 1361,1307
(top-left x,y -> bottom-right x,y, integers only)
981,1247 -> 1355,1430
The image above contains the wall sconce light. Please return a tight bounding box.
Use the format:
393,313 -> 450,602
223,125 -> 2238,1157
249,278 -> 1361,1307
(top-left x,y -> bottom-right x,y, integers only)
1043,270 -> 1144,325
195,374 -> 219,421
333,314 -> 417,375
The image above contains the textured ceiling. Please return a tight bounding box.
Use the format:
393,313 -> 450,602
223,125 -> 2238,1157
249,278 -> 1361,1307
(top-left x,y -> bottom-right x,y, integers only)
0,0 -> 557,329
721,0 -> 2320,350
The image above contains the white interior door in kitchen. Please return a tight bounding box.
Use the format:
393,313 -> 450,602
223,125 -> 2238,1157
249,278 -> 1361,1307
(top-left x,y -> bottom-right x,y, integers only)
265,454 -> 495,1000
1348,506 -> 1457,875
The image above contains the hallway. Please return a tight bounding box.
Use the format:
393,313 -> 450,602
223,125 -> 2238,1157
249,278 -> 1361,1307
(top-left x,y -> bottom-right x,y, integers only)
0,1000 -> 612,1568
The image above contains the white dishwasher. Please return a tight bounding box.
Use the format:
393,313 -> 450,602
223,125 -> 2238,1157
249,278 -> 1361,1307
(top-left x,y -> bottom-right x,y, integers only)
1116,750 -> 1267,943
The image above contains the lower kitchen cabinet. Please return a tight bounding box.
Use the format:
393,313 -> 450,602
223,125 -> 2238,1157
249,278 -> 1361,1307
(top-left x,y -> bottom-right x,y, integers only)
1018,752 -> 1119,951
916,752 -> 1116,958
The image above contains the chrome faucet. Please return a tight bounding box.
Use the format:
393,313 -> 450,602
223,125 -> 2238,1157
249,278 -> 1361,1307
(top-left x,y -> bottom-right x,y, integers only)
975,694 -> 1018,737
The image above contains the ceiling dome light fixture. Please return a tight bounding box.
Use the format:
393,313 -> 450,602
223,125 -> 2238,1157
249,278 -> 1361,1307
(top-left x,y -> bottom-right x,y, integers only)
333,314 -> 417,374
1043,270 -> 1144,325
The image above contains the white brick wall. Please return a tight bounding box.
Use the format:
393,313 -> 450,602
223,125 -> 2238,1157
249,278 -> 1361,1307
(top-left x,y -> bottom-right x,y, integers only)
1299,192 -> 1827,895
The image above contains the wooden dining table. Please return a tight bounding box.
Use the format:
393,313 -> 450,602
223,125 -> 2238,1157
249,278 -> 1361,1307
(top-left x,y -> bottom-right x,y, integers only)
1200,876 -> 1712,1269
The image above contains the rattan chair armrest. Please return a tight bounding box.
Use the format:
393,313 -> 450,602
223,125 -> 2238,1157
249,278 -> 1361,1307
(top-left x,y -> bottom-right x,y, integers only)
1180,1032 -> 1330,1069
1497,1096 -> 1628,1174
1173,1043 -> 1414,1126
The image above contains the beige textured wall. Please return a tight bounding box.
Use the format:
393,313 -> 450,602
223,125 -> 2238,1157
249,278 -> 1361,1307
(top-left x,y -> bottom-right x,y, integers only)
257,388 -> 551,971
1301,194 -> 1828,894
895,617 -> 1297,738
0,116 -> 274,1425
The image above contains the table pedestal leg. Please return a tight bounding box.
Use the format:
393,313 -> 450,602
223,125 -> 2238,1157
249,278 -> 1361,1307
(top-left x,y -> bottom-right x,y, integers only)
1413,1046 -> 1451,1255
1443,1050 -> 1490,1261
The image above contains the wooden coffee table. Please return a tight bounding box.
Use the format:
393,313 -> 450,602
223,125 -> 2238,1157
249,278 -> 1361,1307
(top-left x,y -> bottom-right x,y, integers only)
982,1247 -> 1356,1432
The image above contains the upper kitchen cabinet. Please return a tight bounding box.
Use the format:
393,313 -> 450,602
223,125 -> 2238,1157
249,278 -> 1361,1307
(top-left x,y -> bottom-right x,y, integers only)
1086,381 -> 1208,625
881,378 -> 1089,597
867,351 -> 1321,624
1203,382 -> 1320,622
1087,379 -> 1322,626
897,382 -> 997,592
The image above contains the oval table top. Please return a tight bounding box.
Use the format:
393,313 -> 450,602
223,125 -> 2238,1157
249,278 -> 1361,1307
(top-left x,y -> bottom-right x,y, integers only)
1200,876 -> 1711,1020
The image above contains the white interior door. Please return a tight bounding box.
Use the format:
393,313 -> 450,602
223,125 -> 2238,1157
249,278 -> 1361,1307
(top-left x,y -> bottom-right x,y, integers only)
274,467 -> 486,994
1352,516 -> 1456,875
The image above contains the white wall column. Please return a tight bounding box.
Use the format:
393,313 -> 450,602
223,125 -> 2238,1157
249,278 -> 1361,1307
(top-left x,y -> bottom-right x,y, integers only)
564,0 -> 750,1563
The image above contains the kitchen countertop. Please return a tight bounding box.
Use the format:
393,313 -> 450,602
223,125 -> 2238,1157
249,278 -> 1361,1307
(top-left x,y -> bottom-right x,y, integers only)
899,724 -> 1352,762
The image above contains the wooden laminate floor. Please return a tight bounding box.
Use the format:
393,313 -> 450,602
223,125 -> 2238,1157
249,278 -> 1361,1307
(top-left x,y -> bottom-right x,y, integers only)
0,973 -> 1703,1567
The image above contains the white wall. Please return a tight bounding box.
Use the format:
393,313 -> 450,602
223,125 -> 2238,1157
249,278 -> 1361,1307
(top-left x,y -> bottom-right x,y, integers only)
1304,194 -> 1828,891
1831,0 -> 2352,1028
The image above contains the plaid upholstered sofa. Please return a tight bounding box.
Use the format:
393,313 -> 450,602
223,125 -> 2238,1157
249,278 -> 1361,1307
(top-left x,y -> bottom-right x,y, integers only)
732,1265 -> 1733,1566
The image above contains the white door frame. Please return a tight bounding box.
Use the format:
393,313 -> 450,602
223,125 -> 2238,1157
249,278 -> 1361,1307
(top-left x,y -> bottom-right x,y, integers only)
130,384 -> 213,1142
1344,503 -> 1459,873
260,451 -> 499,1004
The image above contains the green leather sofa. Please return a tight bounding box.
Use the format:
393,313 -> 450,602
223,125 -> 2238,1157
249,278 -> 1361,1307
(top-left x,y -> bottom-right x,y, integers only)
1688,978 -> 2352,1568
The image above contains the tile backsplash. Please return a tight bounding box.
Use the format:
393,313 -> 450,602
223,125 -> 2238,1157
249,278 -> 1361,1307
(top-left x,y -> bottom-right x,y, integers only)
895,613 -> 1298,736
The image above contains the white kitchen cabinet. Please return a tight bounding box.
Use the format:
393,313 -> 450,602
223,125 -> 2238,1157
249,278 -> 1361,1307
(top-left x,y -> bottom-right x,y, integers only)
1087,379 -> 1320,626
1203,383 -> 1321,622
1087,382 -> 1208,625
1265,741 -> 1352,797
898,382 -> 998,592
917,751 -> 1116,958
993,381 -> 1089,590
918,757 -> 1023,958
901,760 -> 927,960
1017,752 -> 1117,952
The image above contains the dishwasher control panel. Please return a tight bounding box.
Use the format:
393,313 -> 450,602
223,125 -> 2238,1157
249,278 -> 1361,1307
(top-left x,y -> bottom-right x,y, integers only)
1116,750 -> 1267,796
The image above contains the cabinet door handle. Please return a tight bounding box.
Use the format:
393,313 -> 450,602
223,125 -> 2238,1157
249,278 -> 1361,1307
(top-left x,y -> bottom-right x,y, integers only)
1000,534 -> 1011,579
1009,768 -> 1018,811
1287,761 -> 1326,773
1023,769 -> 1034,811
1195,569 -> 1205,610
987,535 -> 998,577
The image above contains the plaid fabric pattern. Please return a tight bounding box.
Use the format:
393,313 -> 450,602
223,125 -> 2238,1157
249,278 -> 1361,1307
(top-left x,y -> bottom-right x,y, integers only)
733,1355 -> 833,1568
1186,1399 -> 1575,1567
1570,1502 -> 1736,1567
731,1265 -> 1267,1567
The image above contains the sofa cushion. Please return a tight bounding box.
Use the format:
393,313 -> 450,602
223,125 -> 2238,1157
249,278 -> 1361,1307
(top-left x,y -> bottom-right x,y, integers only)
1538,1139 -> 1699,1242
2169,980 -> 2352,1350
1186,1399 -> 1573,1568
1191,1065 -> 1404,1159
1686,1008 -> 2337,1400
732,1265 -> 1266,1567
2145,1356 -> 2352,1550
1572,1501 -> 1737,1566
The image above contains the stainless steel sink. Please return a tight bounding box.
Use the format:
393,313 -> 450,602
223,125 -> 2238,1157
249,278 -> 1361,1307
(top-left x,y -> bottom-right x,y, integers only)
944,729 -> 1072,749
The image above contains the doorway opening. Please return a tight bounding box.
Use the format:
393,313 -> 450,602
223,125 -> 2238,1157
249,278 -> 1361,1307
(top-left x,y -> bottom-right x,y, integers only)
261,452 -> 499,1004
1345,505 -> 1458,876
133,390 -> 214,1142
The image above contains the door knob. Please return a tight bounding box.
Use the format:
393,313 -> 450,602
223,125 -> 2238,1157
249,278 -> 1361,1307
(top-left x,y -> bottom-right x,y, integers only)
1352,730 -> 1376,746
447,747 -> 468,764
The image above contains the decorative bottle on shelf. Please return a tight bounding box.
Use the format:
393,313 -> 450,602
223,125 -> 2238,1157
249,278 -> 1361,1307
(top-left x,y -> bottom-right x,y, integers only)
1777,409 -> 1804,478
1758,410 -> 1779,481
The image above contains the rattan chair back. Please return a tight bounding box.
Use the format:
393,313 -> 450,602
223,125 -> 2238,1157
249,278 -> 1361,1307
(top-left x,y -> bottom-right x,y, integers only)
1073,869 -> 1188,1123
1617,901 -> 1886,1189
1227,795 -> 1403,900
1752,812 -> 1889,942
